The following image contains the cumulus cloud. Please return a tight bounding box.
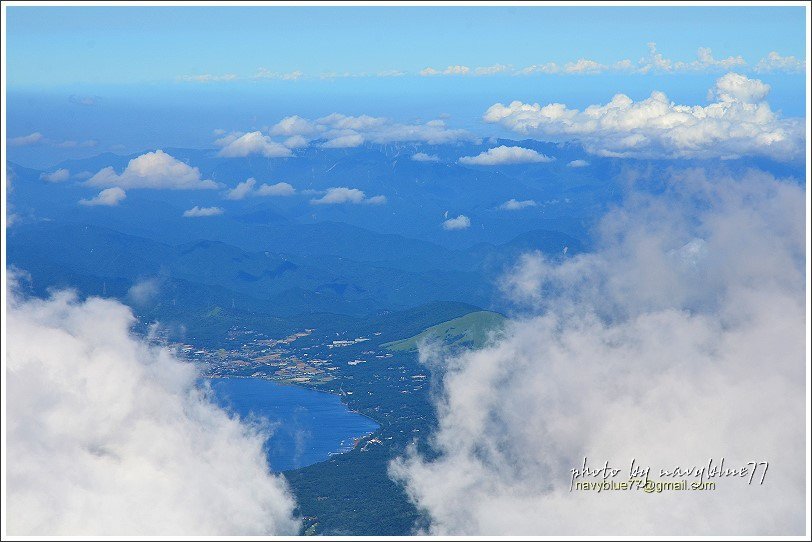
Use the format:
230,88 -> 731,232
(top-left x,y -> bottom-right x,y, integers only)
310,187 -> 386,205
183,206 -> 224,217
754,52 -> 805,74
6,289 -> 299,535
483,73 -> 804,161
269,116 -> 320,138
412,152 -> 440,162
459,146 -> 554,166
256,181 -> 296,197
79,187 -> 127,207
216,131 -> 293,158
567,159 -> 590,168
390,168 -> 805,535
87,150 -> 218,190
40,169 -> 71,183
225,178 -> 296,200
263,114 -> 473,149
442,215 -> 471,230
499,199 -> 537,210
10,132 -> 44,146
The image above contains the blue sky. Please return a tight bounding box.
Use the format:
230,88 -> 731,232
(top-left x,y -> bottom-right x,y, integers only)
6,6 -> 806,86
4,5 -> 808,168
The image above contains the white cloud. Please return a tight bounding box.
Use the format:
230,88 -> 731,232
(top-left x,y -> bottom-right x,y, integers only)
459,146 -> 554,166
6,289 -> 299,535
499,199 -> 537,210
87,150 -> 218,190
225,178 -> 257,200
269,116 -> 319,137
483,73 -> 803,161
216,131 -> 293,158
515,62 -> 560,75
365,194 -> 387,205
442,215 -> 471,230
391,168 -> 806,535
226,178 -> 295,199
56,139 -> 98,149
252,68 -> 303,81
443,65 -> 470,75
79,187 -> 127,207
264,114 -> 473,150
567,159 -> 589,168
183,206 -> 224,217
412,152 -> 440,162
637,42 -> 674,74
682,47 -> 747,71
712,72 -> 771,103
256,181 -> 296,197
283,135 -> 309,149
564,59 -> 607,74
40,169 -> 70,183
10,132 -> 44,146
754,52 -> 805,73
310,187 -> 385,205
179,73 -> 238,83
420,65 -> 471,76
321,133 -> 365,148
126,277 -> 162,306
473,64 -> 509,76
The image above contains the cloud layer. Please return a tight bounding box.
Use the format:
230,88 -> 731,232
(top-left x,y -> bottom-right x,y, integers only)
6,289 -> 299,535
267,114 -> 475,150
483,73 -> 804,161
391,168 -> 806,535
87,150 -> 218,190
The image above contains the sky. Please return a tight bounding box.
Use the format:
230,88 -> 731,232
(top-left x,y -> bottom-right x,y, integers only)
5,6 -> 807,86
4,5 -> 808,167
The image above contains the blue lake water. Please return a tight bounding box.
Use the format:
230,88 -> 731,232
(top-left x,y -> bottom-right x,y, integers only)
208,377 -> 379,472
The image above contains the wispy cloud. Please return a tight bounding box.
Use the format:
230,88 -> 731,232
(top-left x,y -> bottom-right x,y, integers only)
183,206 -> 224,217
391,168 -> 806,535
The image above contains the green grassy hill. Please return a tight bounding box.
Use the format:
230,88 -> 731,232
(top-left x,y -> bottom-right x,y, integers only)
382,310 -> 506,352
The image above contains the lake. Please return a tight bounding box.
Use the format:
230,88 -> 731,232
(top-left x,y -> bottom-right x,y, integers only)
208,377 -> 379,472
